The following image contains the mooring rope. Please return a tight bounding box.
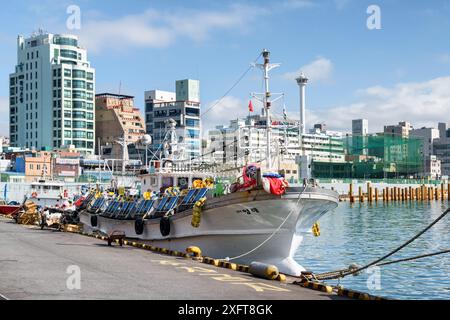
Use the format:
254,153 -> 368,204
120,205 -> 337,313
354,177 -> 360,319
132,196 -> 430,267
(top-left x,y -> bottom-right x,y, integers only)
314,207 -> 450,281
376,249 -> 450,267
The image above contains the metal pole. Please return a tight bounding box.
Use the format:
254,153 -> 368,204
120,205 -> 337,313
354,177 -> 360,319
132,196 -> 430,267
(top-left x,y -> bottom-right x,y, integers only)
263,50 -> 271,169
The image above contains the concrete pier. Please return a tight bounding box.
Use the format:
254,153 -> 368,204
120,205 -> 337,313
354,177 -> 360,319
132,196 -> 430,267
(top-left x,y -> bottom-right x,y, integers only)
0,217 -> 344,300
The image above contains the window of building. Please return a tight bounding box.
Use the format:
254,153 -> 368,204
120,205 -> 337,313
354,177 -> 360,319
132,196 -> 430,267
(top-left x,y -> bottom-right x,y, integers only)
72,90 -> 86,99
73,101 -> 85,109
186,108 -> 200,117
72,111 -> 86,119
186,119 -> 200,127
72,70 -> 86,78
60,49 -> 78,60
73,140 -> 86,148
73,121 -> 86,129
73,131 -> 86,139
72,80 -> 85,89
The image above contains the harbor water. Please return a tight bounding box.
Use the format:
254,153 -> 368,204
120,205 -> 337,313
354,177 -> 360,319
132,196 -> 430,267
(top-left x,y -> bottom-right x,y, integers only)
295,201 -> 450,300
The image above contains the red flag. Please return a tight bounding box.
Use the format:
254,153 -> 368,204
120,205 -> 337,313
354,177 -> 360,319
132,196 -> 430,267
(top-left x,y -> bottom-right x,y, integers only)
248,100 -> 254,112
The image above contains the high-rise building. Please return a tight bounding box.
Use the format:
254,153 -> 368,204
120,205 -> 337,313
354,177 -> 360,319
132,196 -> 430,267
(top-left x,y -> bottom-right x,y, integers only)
9,32 -> 95,154
145,80 -> 201,160
410,127 -> 441,178
384,121 -> 412,137
176,79 -> 200,102
352,119 -> 369,136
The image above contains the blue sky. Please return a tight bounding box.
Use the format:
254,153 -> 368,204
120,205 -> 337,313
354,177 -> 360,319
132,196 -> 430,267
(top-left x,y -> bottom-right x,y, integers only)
1,0 -> 450,135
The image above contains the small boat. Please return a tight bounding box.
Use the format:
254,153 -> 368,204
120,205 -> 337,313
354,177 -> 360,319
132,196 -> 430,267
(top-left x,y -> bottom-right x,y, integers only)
0,200 -> 21,217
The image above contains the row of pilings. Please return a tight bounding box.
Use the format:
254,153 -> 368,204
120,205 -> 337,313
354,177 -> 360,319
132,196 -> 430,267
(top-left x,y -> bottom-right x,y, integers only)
345,183 -> 450,203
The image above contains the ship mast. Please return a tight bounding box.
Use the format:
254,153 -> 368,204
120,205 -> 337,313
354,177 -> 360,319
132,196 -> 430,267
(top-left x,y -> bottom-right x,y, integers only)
253,49 -> 281,169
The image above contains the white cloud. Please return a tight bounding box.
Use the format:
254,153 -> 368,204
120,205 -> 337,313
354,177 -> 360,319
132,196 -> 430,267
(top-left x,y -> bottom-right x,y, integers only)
283,57 -> 334,84
437,53 -> 450,64
202,96 -> 250,134
308,76 -> 450,133
78,5 -> 268,53
0,97 -> 9,136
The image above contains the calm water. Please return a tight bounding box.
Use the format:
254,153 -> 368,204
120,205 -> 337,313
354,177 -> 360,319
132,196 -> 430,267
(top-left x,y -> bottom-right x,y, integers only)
295,201 -> 450,300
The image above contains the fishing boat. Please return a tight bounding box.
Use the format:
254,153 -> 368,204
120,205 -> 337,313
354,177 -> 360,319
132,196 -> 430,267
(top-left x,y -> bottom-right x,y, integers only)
79,50 -> 339,276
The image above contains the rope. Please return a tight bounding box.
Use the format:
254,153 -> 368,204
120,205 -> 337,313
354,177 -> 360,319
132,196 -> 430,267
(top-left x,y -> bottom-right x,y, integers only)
377,249 -> 450,267
224,187 -> 305,261
201,52 -> 262,118
316,207 -> 450,281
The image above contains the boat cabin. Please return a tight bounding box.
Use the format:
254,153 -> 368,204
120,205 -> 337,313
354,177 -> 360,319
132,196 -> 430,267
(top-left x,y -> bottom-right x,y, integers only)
140,171 -> 214,194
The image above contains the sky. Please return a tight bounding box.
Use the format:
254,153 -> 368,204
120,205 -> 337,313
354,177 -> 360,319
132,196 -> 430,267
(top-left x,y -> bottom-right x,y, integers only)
1,0 -> 450,136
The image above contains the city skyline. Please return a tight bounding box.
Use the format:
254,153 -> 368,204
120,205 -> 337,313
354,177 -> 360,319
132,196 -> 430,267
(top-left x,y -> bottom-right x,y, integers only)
1,0 -> 450,136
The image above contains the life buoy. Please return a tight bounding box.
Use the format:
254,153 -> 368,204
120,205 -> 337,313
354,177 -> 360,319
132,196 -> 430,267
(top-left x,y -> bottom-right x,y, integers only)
91,214 -> 98,227
31,192 -> 38,198
135,217 -> 145,235
160,216 -> 171,237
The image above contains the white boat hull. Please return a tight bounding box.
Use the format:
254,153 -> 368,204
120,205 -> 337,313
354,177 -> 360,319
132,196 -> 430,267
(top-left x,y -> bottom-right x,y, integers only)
80,187 -> 338,276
